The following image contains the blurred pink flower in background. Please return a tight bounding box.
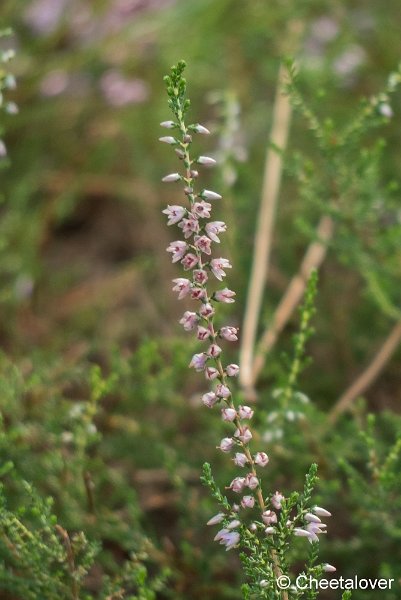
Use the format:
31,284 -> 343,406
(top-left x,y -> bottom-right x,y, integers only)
24,0 -> 68,34
100,70 -> 149,106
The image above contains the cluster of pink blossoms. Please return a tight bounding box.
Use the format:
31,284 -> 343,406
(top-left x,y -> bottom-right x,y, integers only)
160,117 -> 333,557
160,118 -> 283,551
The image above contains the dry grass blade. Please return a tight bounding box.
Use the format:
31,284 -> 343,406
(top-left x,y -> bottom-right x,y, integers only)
239,63 -> 292,393
252,215 -> 334,385
328,320 -> 401,425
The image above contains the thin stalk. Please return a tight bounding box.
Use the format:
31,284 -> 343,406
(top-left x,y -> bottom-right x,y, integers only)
239,62 -> 292,394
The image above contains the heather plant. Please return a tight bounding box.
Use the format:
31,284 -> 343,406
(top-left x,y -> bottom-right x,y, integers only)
0,4 -> 401,599
160,61 -> 342,599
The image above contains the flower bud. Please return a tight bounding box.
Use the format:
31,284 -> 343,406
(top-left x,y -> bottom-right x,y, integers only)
219,327 -> 238,342
323,564 -> 337,573
179,311 -> 198,331
234,453 -> 248,467
238,405 -> 253,419
189,353 -> 208,372
262,510 -> 277,525
235,426 -> 252,444
192,123 -> 210,134
162,172 -> 181,182
245,474 -> 259,490
305,512 -> 321,523
226,364 -> 240,377
159,136 -> 176,144
218,437 -> 235,452
205,367 -> 219,380
215,384 -> 231,398
254,452 -> 269,467
207,343 -> 222,358
200,303 -> 215,318
197,156 -> 217,166
202,391 -> 218,408
226,519 -> 240,530
272,491 -> 284,510
200,189 -> 222,201
229,477 -> 246,493
221,408 -> 237,422
214,288 -> 236,303
313,506 -> 332,517
207,512 -> 225,526
241,495 -> 255,508
160,120 -> 176,128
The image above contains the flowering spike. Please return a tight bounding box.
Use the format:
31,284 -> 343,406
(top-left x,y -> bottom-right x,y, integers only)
160,63 -> 333,581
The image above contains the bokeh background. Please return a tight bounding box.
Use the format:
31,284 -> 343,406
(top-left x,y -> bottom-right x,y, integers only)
0,1 -> 401,598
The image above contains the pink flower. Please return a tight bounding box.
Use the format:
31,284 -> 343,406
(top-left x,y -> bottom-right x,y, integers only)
218,437 -> 235,452
245,474 -> 259,490
207,343 -> 222,358
167,240 -> 187,263
202,391 -> 218,408
214,528 -> 240,551
254,452 -> 269,467
265,527 -> 275,535
226,364 -> 240,377
205,367 -> 219,380
199,303 -> 215,318
272,491 -> 284,510
234,453 -> 248,467
162,172 -> 181,182
229,477 -> 246,493
214,288 -> 236,303
178,216 -> 199,238
191,287 -> 206,301
235,426 -> 252,444
193,201 -> 212,218
207,512 -> 224,525
189,353 -> 208,372
323,564 -> 336,573
215,384 -> 231,398
172,278 -> 191,299
194,235 -> 212,255
262,510 -> 277,525
219,327 -> 238,341
238,406 -> 254,420
197,326 -> 210,341
179,311 -> 199,331
193,269 -> 208,284
210,258 -> 232,281
163,205 -> 186,225
205,221 -> 227,242
221,408 -> 237,422
181,253 -> 199,270
200,189 -> 222,201
241,495 -> 255,508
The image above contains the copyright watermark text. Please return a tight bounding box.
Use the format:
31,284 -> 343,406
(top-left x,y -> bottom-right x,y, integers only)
276,575 -> 395,591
